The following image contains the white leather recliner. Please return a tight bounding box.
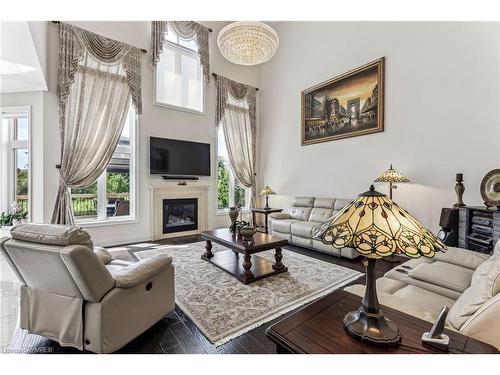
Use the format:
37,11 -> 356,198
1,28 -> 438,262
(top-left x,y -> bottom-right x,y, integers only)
0,223 -> 175,353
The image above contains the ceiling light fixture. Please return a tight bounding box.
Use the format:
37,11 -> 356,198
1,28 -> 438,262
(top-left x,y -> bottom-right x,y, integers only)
217,22 -> 279,66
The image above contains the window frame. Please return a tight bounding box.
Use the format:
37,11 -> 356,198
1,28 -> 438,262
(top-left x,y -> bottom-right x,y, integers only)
153,39 -> 206,115
215,125 -> 251,216
75,107 -> 138,227
0,106 -> 32,221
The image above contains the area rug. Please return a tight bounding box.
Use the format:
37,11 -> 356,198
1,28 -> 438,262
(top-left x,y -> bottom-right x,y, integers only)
109,241 -> 362,346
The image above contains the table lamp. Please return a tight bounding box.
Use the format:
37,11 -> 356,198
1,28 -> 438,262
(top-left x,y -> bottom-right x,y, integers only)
260,186 -> 276,209
312,185 -> 446,346
374,164 -> 410,199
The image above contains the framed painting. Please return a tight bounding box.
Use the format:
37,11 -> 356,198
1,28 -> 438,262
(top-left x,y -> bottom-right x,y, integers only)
301,57 -> 385,145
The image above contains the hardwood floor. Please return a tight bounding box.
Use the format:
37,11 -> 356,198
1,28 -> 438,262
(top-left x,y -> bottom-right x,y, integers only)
7,235 -> 403,354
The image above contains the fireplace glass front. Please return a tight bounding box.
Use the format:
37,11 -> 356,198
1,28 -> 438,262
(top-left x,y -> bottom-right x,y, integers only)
162,198 -> 198,234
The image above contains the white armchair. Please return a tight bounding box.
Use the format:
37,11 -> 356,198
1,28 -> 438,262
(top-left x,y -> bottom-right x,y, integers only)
0,223 -> 175,353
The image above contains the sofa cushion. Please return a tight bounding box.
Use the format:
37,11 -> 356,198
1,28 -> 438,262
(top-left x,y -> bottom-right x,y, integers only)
334,198 -> 352,211
270,212 -> 291,220
376,277 -> 408,294
408,261 -> 473,293
289,197 -> 314,221
434,246 -> 489,270
10,223 -> 93,249
394,285 -> 455,312
310,207 -> 334,223
495,239 -> 500,256
448,255 -> 500,330
313,198 -> 335,209
289,206 -> 312,221
94,247 -> 112,265
385,266 -> 462,300
291,197 -> 315,207
291,221 -> 322,238
344,286 -> 441,325
272,219 -> 300,234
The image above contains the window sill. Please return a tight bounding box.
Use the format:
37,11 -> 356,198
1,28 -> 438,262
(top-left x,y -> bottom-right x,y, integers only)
76,217 -> 138,228
153,101 -> 205,116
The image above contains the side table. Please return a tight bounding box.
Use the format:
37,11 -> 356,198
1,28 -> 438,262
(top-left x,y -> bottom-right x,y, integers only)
251,208 -> 283,234
265,290 -> 499,354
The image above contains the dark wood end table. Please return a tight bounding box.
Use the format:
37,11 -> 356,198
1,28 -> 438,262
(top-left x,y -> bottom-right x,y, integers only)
265,290 -> 499,354
201,228 -> 289,284
251,208 -> 283,234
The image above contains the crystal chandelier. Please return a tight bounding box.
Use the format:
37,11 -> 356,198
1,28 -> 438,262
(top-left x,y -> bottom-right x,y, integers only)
217,22 -> 279,66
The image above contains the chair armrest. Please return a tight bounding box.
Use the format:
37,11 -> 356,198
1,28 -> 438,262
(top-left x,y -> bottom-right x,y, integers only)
94,246 -> 112,265
111,254 -> 173,288
270,212 -> 291,220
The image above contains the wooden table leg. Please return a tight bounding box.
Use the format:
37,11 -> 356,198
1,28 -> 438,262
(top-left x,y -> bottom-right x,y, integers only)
252,211 -> 256,227
264,213 -> 269,234
203,240 -> 214,259
241,252 -> 253,282
273,247 -> 285,270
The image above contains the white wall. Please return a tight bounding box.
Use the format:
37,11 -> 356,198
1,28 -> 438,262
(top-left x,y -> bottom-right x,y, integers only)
259,22 -> 500,231
38,21 -> 261,246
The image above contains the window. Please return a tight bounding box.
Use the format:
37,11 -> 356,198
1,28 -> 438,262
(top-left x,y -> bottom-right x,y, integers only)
71,106 -> 136,224
155,25 -> 204,113
216,126 -> 250,213
0,107 -> 30,220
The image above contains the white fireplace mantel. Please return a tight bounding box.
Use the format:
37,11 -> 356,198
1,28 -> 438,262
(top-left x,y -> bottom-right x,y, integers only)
150,184 -> 209,240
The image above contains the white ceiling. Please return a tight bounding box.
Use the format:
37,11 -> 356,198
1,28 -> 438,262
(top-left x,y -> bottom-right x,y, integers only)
0,21 -> 47,93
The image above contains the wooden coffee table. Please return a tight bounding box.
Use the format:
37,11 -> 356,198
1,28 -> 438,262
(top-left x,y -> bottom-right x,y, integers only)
265,290 -> 499,354
201,228 -> 288,284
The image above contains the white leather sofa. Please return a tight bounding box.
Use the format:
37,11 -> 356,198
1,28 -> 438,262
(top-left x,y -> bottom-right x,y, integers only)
345,240 -> 500,350
0,223 -> 175,353
269,197 -> 359,259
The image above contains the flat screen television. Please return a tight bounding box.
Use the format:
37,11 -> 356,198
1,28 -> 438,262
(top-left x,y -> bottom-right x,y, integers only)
149,137 -> 211,176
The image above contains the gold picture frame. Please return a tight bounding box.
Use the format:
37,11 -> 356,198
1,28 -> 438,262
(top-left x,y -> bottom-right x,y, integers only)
301,57 -> 385,146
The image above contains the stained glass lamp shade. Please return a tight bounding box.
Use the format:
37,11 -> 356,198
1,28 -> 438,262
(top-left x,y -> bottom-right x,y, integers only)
260,186 -> 276,209
374,164 -> 410,199
313,185 -> 446,346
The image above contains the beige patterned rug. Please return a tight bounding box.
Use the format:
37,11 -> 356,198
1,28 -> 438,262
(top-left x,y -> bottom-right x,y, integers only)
128,241 -> 361,346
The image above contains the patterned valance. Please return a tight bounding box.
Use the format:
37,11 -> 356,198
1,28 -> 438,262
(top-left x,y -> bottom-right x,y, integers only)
151,21 -> 210,82
58,22 -> 143,115
215,75 -> 256,132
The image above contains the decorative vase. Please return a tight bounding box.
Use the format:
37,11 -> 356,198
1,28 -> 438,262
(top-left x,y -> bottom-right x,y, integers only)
453,173 -> 466,208
228,207 -> 239,229
240,225 -> 257,244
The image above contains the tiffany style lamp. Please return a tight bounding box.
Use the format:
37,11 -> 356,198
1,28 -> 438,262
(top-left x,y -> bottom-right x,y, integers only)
313,185 -> 446,346
260,186 -> 276,209
374,164 -> 410,199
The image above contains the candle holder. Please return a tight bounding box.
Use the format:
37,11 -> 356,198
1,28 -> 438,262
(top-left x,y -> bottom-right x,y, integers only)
453,173 -> 466,208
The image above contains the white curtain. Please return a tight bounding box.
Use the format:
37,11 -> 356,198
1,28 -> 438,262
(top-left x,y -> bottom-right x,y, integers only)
52,23 -> 142,225
216,76 -> 257,208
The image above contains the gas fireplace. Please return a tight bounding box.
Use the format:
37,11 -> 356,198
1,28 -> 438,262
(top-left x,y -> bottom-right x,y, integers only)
162,198 -> 198,234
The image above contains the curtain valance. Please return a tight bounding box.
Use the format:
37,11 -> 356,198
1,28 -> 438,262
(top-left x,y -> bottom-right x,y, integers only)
151,21 -> 210,82
215,75 -> 256,132
58,22 -> 143,115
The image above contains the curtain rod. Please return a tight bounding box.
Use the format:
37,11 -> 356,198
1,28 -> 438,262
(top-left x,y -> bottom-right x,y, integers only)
51,21 -> 148,54
212,73 -> 259,91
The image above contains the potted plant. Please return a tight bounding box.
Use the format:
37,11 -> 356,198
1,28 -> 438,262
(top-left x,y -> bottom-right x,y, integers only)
1,202 -> 28,229
0,212 -> 14,229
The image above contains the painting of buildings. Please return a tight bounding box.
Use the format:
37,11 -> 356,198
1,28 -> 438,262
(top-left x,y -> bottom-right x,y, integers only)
301,58 -> 384,145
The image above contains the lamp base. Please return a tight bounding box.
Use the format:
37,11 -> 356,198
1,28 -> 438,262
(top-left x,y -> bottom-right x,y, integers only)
343,305 -> 401,347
